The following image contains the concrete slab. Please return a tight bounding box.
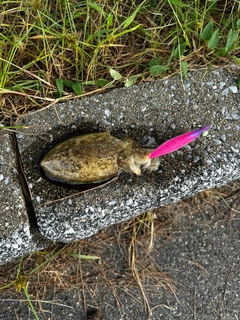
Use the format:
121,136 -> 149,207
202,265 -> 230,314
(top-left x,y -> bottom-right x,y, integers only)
0,131 -> 50,265
15,68 -> 240,242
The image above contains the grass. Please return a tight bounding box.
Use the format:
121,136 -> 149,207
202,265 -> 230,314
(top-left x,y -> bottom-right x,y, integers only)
0,1 -> 240,318
0,0 -> 239,120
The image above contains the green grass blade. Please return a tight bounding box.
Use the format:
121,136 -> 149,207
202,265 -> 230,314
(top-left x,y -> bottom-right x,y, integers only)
180,60 -> 188,78
27,244 -> 69,276
114,24 -> 141,38
148,57 -> 161,67
149,65 -> 168,77
237,19 -> 240,30
56,79 -> 64,97
123,10 -> 138,29
23,287 -> 39,320
72,82 -> 82,95
0,125 -> 31,130
68,253 -> 100,260
109,68 -> 122,80
88,3 -> 107,18
168,0 -> 190,7
122,0 -> 148,29
124,75 -> 140,87
201,20 -> 213,41
208,28 -> 219,49
225,29 -> 238,52
174,43 -> 186,58
63,79 -> 75,88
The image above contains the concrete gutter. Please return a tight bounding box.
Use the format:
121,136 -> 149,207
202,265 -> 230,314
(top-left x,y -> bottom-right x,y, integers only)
0,68 -> 239,265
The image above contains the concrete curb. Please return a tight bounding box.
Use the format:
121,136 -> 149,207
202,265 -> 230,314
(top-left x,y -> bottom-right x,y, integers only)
0,132 -> 50,265
0,68 -> 239,265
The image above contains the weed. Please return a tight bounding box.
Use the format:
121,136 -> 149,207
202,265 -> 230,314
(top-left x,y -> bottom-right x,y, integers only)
0,0 -> 239,120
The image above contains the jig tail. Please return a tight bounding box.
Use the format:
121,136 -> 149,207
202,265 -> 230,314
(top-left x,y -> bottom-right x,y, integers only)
149,125 -> 211,159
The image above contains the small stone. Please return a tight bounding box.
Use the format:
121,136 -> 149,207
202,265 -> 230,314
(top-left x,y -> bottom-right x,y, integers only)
220,134 -> 226,142
219,82 -> 226,89
230,146 -> 239,153
206,81 -> 214,86
126,198 -> 133,206
193,156 -> 200,163
104,109 -> 111,117
229,86 -> 238,93
65,228 -> 75,234
222,88 -> 229,95
174,94 -> 182,101
212,139 -> 222,145
183,145 -> 192,151
232,111 -> 240,120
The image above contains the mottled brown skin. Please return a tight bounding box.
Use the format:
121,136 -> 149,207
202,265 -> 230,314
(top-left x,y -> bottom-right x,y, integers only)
40,132 -> 160,184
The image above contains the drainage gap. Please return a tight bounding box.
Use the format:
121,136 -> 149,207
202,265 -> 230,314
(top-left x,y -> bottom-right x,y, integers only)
11,131 -> 45,238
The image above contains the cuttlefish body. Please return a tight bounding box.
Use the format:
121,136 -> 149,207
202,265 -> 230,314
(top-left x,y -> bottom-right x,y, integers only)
39,126 -> 210,187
